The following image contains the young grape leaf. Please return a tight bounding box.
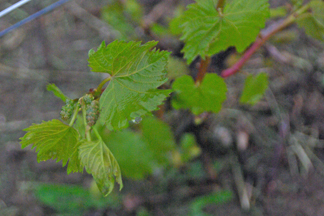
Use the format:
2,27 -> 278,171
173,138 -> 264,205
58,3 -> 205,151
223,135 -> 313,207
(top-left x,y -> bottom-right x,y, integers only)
20,119 -> 82,173
88,40 -> 172,130
171,74 -> 227,115
240,72 -> 269,105
178,0 -> 270,64
296,0 -> 324,41
46,84 -> 69,102
78,139 -> 123,196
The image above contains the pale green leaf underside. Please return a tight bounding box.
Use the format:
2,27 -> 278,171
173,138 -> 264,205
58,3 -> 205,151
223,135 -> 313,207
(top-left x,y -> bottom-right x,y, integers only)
88,40 -> 171,130
172,74 -> 227,115
240,72 -> 269,105
179,0 -> 270,63
20,119 -> 82,173
79,139 -> 123,196
296,1 -> 324,41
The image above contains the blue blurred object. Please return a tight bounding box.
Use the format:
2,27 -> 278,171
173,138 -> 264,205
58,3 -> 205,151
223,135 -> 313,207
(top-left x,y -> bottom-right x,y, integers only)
0,0 -> 31,18
0,0 -> 70,38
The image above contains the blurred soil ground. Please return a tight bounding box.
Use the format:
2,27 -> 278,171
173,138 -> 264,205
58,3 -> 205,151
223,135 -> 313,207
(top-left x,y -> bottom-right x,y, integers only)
1,0 -> 324,215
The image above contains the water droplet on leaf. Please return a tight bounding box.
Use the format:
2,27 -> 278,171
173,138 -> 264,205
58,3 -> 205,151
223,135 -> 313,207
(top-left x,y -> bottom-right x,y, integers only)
131,117 -> 142,124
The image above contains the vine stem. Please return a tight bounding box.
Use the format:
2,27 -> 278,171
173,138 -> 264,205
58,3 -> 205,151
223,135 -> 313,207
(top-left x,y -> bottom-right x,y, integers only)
93,127 -> 102,141
69,103 -> 80,127
94,75 -> 111,97
216,0 -> 226,10
195,57 -> 211,83
81,99 -> 91,141
221,3 -> 311,78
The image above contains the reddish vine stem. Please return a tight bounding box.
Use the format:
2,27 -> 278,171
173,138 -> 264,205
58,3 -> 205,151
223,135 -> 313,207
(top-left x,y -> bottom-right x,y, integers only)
216,0 -> 226,10
195,57 -> 211,83
221,4 -> 310,78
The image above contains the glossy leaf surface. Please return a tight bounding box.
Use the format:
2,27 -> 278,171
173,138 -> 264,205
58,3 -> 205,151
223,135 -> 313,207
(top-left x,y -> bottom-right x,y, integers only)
172,74 -> 227,115
88,40 -> 171,130
79,139 -> 123,196
177,0 -> 269,63
240,73 -> 269,105
20,119 -> 82,173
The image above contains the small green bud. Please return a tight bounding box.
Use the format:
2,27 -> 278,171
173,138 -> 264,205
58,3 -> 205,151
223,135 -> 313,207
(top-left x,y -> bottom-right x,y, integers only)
60,99 -> 77,121
83,94 -> 94,105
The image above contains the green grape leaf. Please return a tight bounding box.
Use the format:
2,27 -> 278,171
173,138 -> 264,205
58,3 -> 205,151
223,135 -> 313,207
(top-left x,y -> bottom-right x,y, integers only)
20,119 -> 82,173
171,74 -> 227,115
296,0 -> 324,41
79,139 -> 123,196
141,116 -> 176,165
178,0 -> 270,64
240,72 -> 269,105
88,40 -> 172,130
46,84 -> 69,102
100,130 -> 156,179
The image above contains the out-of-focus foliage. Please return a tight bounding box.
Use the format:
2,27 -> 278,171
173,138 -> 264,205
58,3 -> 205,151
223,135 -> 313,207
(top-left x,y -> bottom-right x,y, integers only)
101,0 -> 143,40
190,190 -> 233,216
34,184 -> 121,214
97,116 -> 177,179
270,6 -> 288,18
296,0 -> 324,41
172,74 -> 227,115
167,56 -> 190,80
240,73 -> 269,105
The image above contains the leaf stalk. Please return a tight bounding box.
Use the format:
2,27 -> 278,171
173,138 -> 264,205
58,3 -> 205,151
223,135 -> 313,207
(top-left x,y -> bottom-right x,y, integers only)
95,75 -> 112,97
195,57 -> 211,83
93,127 -> 102,141
216,0 -> 226,10
81,99 -> 91,141
69,103 -> 80,127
